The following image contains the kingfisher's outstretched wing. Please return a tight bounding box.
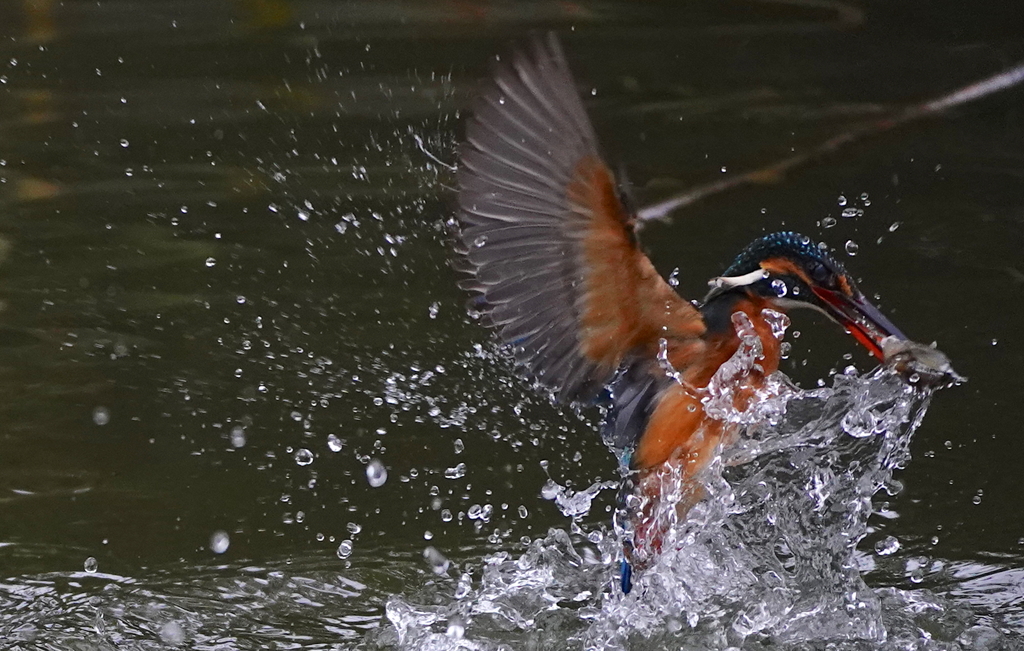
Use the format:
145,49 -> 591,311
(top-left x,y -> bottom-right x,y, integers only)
457,33 -> 706,403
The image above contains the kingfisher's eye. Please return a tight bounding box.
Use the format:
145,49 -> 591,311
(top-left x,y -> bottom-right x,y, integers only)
809,262 -> 830,284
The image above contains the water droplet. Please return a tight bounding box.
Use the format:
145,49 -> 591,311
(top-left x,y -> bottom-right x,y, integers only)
720,166 -> 727,173
366,459 -> 387,487
444,462 -> 466,479
959,625 -> 1004,651
906,556 -> 928,583
518,505 -> 528,518
821,216 -> 837,229
446,616 -> 466,639
427,302 -> 440,319
209,530 -> 230,554
327,433 -> 344,452
92,406 -> 110,426
205,257 -> 216,267
837,194 -> 847,206
297,210 -> 310,222
453,572 -> 474,599
874,535 -> 900,556
667,267 -> 680,287
770,279 -> 788,297
540,480 -> 560,500
761,308 -> 790,339
294,448 -> 314,466
453,438 -> 464,454
844,240 -> 859,256
972,493 -> 983,505
473,235 -> 487,248
83,556 -> 98,573
889,221 -> 901,232
841,207 -> 862,218
336,540 -> 353,558
230,426 -> 246,448
119,139 -> 129,148
158,621 -> 186,645
423,546 -> 450,575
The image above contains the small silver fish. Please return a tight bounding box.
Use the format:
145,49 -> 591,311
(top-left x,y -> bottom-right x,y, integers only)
881,336 -> 965,388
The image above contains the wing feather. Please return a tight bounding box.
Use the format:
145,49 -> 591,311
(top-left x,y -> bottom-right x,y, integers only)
457,33 -> 705,402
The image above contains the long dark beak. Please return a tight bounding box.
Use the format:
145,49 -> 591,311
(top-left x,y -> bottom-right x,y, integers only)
812,288 -> 907,360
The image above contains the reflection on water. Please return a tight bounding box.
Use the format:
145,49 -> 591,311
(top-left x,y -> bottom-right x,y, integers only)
0,0 -> 1023,649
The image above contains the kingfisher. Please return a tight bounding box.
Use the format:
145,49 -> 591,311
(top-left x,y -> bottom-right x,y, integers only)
455,34 -> 916,594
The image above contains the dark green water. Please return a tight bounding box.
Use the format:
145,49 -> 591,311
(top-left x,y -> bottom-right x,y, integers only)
0,0 -> 1022,648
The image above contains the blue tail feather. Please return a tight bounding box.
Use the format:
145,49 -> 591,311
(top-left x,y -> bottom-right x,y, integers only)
620,560 -> 633,594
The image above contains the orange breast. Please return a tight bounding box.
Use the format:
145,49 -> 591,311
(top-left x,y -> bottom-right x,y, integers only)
625,300 -> 785,567
632,299 -> 783,471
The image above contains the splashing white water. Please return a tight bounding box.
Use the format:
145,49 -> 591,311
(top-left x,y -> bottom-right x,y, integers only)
374,317 -> 973,651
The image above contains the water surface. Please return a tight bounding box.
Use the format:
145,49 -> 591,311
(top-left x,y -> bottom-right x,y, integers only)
0,1 -> 1022,648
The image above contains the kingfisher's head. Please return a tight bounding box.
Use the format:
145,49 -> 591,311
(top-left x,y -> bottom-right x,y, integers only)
704,231 -> 907,359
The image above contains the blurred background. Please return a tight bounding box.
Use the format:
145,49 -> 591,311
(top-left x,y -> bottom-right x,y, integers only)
0,0 -> 1022,647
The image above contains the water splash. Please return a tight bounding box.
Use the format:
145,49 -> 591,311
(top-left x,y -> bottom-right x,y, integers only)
541,478 -> 619,520
591,367 -> 929,649
375,332 -> 977,650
